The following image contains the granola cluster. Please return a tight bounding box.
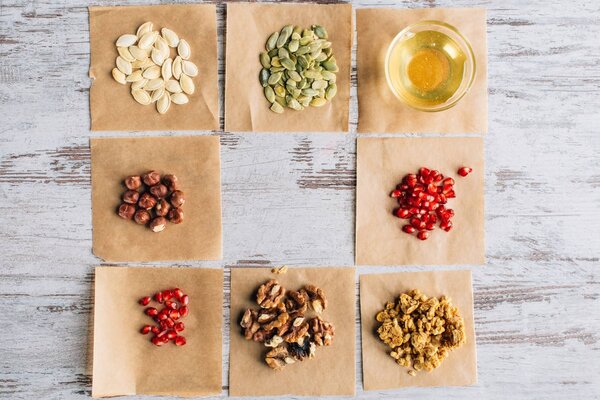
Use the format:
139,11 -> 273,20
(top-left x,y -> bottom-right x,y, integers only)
376,289 -> 466,374
240,279 -> 335,370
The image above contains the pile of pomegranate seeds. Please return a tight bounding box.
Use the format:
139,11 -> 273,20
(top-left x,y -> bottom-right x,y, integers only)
139,288 -> 189,347
390,167 -> 472,240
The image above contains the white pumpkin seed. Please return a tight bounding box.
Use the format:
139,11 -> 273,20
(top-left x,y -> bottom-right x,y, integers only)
116,56 -> 132,75
155,36 -> 170,57
112,68 -> 126,84
136,22 -> 153,38
150,87 -> 165,103
139,58 -> 155,69
179,74 -> 195,95
116,34 -> 137,48
151,47 -> 166,66
138,31 -> 158,50
117,47 -> 135,62
142,65 -> 160,79
125,70 -> 143,82
161,28 -> 179,47
165,79 -> 182,93
157,92 -> 171,114
161,58 -> 173,81
131,79 -> 148,90
131,89 -> 151,105
144,78 -> 164,91
170,92 -> 189,105
172,56 -> 182,80
129,45 -> 149,61
182,60 -> 198,77
177,39 -> 191,60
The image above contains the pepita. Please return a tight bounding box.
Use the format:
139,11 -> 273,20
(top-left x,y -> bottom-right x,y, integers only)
270,102 -> 284,113
264,86 -> 275,103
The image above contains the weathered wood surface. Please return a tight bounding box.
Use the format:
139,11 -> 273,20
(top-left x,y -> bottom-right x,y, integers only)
1,0 -> 599,399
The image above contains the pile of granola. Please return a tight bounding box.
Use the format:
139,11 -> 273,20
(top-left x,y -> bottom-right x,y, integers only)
376,289 -> 466,375
240,279 -> 335,370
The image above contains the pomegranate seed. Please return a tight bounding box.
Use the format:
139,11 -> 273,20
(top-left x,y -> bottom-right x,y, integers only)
446,190 -> 456,198
434,174 -> 444,183
165,318 -> 175,328
179,306 -> 189,317
173,288 -> 184,300
158,311 -> 169,321
159,320 -> 168,330
441,220 -> 453,232
170,309 -> 180,320
425,222 -> 435,231
390,190 -> 402,198
446,209 -> 455,218
402,225 -> 416,234
151,336 -> 165,346
163,290 -> 174,301
443,177 -> 455,186
419,167 -> 430,177
154,292 -> 164,303
457,167 -> 472,177
151,326 -> 160,334
140,325 -> 151,334
157,329 -> 168,338
180,295 -> 189,306
410,217 -> 421,229
145,307 -> 158,317
165,301 -> 177,310
395,208 -> 410,218
417,231 -> 429,240
442,183 -> 453,194
174,322 -> 185,332
167,330 -> 177,340
139,296 -> 151,306
175,336 -> 186,346
405,174 -> 417,187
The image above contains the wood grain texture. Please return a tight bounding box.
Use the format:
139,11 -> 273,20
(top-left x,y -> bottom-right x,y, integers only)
0,0 -> 599,399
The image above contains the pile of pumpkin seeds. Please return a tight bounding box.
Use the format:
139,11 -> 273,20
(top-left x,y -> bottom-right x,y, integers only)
111,22 -> 198,115
259,24 -> 338,113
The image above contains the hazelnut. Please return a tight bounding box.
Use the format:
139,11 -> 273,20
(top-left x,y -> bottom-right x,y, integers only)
162,174 -> 180,191
149,217 -> 167,233
155,199 -> 171,217
138,193 -> 157,210
122,190 -> 140,204
170,190 -> 185,208
142,170 -> 161,186
117,203 -> 136,220
124,175 -> 142,190
149,184 -> 168,199
168,208 -> 184,224
134,209 -> 151,225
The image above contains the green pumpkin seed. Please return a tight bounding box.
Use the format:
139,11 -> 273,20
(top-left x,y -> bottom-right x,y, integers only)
277,25 -> 293,48
268,71 -> 283,85
321,41 -> 332,49
312,79 -> 327,90
287,97 -> 302,110
270,102 -> 284,113
301,88 -> 318,97
314,52 -> 327,62
278,47 -> 289,60
296,45 -> 310,55
308,41 -> 322,53
266,32 -> 279,51
312,25 -> 328,39
260,52 -> 271,69
268,48 -> 278,57
280,58 -> 295,71
304,70 -> 322,80
274,96 -> 286,107
321,70 -> 336,81
264,85 -> 275,103
322,58 -> 338,72
325,83 -> 337,100
293,26 -> 303,36
259,68 -> 270,87
288,70 -> 302,82
310,97 -> 327,107
274,85 -> 286,97
270,56 -> 281,67
288,39 -> 299,52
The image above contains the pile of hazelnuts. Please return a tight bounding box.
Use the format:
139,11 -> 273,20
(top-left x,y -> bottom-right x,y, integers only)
117,171 -> 185,232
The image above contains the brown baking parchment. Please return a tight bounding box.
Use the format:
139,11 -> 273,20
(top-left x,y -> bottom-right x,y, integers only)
360,270 -> 477,390
91,136 -> 222,262
89,5 -> 219,131
92,266 -> 223,397
356,137 -> 484,265
229,267 -> 356,396
356,8 -> 488,134
225,3 -> 352,133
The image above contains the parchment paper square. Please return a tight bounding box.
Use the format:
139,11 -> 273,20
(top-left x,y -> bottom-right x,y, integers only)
91,136 -> 222,262
225,3 -> 352,133
229,267 -> 356,396
356,137 -> 484,265
360,270 -> 477,390
89,4 -> 219,131
92,266 -> 223,397
356,8 -> 488,134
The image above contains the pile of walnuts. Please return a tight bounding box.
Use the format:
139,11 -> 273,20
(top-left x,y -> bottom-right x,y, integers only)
240,279 -> 335,370
117,170 -> 185,232
376,289 -> 466,375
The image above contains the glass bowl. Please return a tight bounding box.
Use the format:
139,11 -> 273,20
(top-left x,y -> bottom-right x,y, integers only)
385,20 -> 476,112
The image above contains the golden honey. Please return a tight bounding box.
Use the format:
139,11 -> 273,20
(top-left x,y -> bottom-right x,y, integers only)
387,30 -> 466,107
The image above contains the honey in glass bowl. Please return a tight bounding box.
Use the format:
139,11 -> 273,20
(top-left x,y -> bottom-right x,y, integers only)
385,21 -> 476,112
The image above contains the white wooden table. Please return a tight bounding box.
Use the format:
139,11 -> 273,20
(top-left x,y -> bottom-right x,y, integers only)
1,0 -> 599,399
